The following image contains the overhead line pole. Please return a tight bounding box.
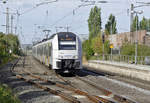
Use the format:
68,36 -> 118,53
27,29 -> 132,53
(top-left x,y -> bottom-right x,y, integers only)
130,2 -> 150,32
6,7 -> 9,34
11,15 -> 14,34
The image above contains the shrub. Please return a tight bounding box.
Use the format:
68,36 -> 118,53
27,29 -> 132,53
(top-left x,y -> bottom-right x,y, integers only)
0,84 -> 20,103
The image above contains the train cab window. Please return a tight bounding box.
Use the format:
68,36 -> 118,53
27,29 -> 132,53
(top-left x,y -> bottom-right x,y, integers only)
59,42 -> 76,50
58,33 -> 76,50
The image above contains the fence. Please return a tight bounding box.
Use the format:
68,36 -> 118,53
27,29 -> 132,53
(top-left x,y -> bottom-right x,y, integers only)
90,54 -> 150,65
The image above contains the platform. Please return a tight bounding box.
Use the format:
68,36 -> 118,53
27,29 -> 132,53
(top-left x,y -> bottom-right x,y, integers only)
84,60 -> 150,82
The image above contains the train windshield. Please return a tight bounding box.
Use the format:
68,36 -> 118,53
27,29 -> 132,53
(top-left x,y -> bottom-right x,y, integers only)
58,33 -> 76,50
59,41 -> 76,50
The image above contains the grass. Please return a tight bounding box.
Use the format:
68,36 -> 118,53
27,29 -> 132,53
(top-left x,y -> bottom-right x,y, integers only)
0,84 -> 20,103
0,55 -> 20,103
0,54 -> 18,67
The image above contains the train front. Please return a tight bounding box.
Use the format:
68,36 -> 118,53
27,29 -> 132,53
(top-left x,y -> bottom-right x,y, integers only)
54,32 -> 82,73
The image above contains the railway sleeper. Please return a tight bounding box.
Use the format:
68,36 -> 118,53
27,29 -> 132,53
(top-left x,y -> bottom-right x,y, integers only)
16,75 -> 80,103
22,70 -> 116,103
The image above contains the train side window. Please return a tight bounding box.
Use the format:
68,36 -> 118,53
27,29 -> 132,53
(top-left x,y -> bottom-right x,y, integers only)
46,45 -> 48,56
40,46 -> 41,56
45,45 -> 46,55
49,43 -> 51,56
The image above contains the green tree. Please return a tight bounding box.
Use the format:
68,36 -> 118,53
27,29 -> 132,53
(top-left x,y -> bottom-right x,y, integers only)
131,15 -> 139,32
105,14 -> 117,35
0,33 -> 21,64
88,6 -> 102,41
139,17 -> 150,32
140,16 -> 147,30
147,19 -> 150,32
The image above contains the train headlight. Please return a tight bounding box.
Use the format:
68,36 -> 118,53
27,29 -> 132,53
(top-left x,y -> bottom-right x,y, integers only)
73,55 -> 78,59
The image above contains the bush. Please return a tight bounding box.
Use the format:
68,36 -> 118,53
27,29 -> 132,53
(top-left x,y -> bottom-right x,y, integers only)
121,43 -> 150,56
0,84 -> 20,103
82,40 -> 94,59
82,35 -> 110,59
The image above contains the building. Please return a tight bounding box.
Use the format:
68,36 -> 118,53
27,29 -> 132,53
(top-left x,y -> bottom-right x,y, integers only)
144,32 -> 150,47
108,30 -> 150,49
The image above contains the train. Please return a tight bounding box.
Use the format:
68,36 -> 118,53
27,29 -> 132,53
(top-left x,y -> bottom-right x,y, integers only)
32,32 -> 82,73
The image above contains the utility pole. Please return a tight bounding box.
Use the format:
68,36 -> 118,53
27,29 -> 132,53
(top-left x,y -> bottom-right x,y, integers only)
102,32 -> 105,61
111,21 -> 113,61
11,15 -> 13,34
16,10 -> 20,35
130,2 -> 150,43
6,7 -> 9,34
130,4 -> 134,32
132,10 -> 143,64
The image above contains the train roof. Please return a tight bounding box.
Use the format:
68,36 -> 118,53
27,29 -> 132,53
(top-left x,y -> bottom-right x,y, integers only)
33,32 -> 77,46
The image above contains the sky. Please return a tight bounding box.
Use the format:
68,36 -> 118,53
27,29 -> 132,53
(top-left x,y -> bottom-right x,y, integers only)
0,0 -> 150,44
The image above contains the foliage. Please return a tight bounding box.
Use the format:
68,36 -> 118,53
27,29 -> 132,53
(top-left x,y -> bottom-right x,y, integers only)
131,15 -> 139,32
0,84 -> 20,103
121,43 -> 135,55
88,6 -> 102,41
140,16 -> 147,30
105,14 -> 117,35
0,33 -> 20,64
104,40 -> 111,54
91,35 -> 110,54
131,16 -> 150,32
82,34 -> 110,59
121,43 -> 150,56
82,40 -> 94,59
139,16 -> 150,32
91,35 -> 103,54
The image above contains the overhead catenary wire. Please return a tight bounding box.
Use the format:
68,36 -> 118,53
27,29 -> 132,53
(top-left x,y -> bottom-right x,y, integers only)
72,9 -> 127,32
49,2 -> 86,28
19,0 -> 58,16
49,0 -> 130,33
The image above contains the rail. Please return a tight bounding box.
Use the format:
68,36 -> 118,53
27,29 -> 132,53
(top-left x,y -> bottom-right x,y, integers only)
22,70 -> 114,103
75,75 -> 137,103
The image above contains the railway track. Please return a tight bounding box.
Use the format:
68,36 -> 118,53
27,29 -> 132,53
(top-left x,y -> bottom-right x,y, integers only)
11,57 -> 81,103
12,57 -> 115,103
19,70 -> 115,103
75,75 -> 137,103
11,56 -> 137,103
55,70 -> 137,103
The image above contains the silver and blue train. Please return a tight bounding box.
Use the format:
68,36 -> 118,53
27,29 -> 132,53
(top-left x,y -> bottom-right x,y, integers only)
32,32 -> 82,73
